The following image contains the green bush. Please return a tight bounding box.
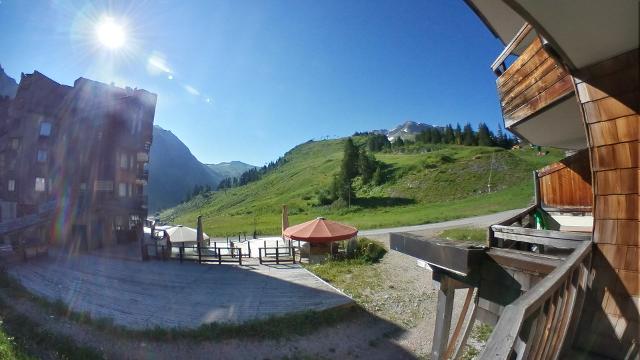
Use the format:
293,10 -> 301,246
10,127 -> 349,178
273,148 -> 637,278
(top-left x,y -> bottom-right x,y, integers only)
353,237 -> 387,263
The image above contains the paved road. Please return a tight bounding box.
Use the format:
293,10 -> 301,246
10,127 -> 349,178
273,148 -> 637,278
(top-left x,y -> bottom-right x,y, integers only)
359,208 -> 524,236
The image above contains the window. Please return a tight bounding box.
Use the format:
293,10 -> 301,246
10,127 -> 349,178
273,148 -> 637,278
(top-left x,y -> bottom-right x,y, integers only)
80,182 -> 87,191
128,183 -> 133,197
118,182 -> 127,197
7,180 -> 15,192
39,122 -> 52,137
35,177 -> 46,192
120,153 -> 128,169
37,150 -> 48,162
10,138 -> 20,150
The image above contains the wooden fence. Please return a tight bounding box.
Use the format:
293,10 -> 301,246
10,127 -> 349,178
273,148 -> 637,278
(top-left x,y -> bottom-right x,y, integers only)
480,240 -> 591,359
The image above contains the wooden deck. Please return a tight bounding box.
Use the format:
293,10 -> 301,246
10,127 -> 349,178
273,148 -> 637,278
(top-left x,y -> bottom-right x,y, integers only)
7,249 -> 353,329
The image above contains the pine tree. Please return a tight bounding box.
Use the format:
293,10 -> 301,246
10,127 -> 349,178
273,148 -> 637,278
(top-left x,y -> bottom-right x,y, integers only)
432,128 -> 442,144
454,123 -> 462,145
358,149 -> 377,184
444,124 -> 455,144
341,138 -> 360,181
477,122 -> 494,147
373,165 -> 385,185
462,123 -> 476,146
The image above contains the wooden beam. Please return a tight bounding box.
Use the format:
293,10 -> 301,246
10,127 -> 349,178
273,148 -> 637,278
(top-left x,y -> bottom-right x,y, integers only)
491,23 -> 533,73
432,275 -> 456,360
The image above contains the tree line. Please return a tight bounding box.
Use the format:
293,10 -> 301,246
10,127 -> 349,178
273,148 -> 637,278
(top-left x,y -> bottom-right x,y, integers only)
362,122 -> 516,152
217,156 -> 288,190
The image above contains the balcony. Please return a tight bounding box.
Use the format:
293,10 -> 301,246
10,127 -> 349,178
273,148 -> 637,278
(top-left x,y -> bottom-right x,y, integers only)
390,206 -> 592,359
136,152 -> 149,162
493,24 -> 585,149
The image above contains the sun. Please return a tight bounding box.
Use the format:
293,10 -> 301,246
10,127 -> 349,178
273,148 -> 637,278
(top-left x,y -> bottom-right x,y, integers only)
95,17 -> 126,49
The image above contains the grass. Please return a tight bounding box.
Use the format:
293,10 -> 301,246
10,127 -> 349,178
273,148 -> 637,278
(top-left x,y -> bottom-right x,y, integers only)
160,137 -> 562,236
438,227 -> 488,244
305,258 -> 383,304
0,269 -> 360,344
0,297 -> 103,360
0,317 -> 33,360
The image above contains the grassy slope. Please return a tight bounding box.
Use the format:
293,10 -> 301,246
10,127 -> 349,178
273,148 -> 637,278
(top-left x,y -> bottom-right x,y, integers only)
161,138 -> 562,236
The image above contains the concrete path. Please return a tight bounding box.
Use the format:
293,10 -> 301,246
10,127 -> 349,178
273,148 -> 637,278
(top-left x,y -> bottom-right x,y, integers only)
359,208 -> 524,236
8,251 -> 352,329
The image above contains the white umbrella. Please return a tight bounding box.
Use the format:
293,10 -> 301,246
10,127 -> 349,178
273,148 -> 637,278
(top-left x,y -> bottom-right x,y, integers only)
165,225 -> 210,244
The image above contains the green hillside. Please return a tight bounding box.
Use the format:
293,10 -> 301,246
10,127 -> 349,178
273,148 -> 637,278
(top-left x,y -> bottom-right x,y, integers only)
160,137 -> 562,236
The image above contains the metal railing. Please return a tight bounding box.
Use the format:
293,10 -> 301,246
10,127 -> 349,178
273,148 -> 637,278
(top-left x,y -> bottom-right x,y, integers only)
258,246 -> 297,265
145,243 -> 243,265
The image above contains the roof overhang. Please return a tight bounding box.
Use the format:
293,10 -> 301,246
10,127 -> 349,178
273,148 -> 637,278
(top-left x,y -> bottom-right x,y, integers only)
464,0 -> 527,45
503,0 -> 639,69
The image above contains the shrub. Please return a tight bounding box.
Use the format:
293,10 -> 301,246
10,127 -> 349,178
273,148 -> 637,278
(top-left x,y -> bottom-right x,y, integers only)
316,189 -> 333,206
342,237 -> 387,263
330,198 -> 348,210
358,238 -> 387,263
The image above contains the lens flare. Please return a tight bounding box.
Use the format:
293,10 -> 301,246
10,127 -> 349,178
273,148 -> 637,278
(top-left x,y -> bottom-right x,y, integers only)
96,17 -> 126,49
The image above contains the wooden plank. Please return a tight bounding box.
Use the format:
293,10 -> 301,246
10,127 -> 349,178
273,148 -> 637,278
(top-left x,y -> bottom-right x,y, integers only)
452,298 -> 478,360
487,248 -> 562,274
432,276 -> 455,360
491,24 -> 533,72
445,288 -> 474,359
492,225 -> 591,241
504,75 -> 575,127
583,92 -> 639,124
497,38 -> 543,90
479,242 -> 592,359
502,65 -> 569,116
499,57 -> 556,108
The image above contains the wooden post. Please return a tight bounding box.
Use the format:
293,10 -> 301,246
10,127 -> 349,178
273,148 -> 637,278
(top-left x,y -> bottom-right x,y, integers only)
452,296 -> 478,360
533,170 -> 541,207
292,245 -> 296,264
445,288 -> 474,359
432,274 -> 455,360
238,249 -> 242,266
247,241 -> 251,257
259,248 -> 263,264
179,245 -> 184,263
218,250 -> 222,265
276,247 -> 280,264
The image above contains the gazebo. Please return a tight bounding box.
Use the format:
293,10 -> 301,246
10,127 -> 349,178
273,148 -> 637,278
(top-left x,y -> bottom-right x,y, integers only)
283,215 -> 358,262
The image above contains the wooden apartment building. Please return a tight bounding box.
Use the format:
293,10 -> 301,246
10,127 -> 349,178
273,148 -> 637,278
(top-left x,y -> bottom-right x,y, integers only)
0,71 -> 156,252
392,1 -> 638,359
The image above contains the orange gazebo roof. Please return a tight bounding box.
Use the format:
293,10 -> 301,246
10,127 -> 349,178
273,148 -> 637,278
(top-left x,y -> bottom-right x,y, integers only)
283,217 -> 358,243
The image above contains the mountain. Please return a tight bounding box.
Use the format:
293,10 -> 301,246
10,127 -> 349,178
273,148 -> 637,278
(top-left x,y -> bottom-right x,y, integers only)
147,126 -> 224,212
161,136 -> 563,236
0,65 -> 18,98
206,161 -> 256,180
385,121 -> 434,141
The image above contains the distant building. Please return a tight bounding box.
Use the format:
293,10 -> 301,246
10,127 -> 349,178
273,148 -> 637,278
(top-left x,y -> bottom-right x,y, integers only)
0,71 -> 156,252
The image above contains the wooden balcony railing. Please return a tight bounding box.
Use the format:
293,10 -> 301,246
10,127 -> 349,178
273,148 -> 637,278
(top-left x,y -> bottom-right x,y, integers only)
492,24 -> 574,129
480,239 -> 591,359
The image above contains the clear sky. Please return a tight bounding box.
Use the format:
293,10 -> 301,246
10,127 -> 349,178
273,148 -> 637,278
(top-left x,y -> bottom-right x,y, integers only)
0,0 -> 504,166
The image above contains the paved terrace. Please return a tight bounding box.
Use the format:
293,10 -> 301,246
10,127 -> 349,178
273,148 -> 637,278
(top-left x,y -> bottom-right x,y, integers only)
8,250 -> 352,329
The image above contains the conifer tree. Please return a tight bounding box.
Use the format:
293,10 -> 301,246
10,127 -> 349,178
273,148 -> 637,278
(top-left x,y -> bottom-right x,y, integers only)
462,123 -> 476,146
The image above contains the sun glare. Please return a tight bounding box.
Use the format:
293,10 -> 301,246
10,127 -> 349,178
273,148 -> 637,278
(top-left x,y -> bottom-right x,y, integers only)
95,17 -> 126,49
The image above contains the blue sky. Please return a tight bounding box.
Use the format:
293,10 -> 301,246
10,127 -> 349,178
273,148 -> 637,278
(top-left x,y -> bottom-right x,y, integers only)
0,0 -> 504,166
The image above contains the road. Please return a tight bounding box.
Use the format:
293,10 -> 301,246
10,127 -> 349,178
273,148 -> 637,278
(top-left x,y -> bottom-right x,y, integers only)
358,207 -> 524,237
